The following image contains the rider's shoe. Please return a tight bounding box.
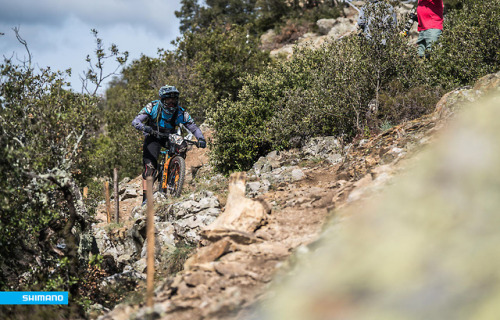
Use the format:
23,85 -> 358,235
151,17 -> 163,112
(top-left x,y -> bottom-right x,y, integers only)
141,199 -> 147,207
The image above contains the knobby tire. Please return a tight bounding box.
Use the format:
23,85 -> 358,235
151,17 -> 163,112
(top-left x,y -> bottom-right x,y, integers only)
159,156 -> 185,197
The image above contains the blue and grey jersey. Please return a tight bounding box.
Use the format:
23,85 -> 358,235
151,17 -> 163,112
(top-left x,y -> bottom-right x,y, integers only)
132,100 -> 204,141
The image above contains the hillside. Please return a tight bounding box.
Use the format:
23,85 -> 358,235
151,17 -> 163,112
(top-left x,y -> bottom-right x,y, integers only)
93,72 -> 499,319
1,1 -> 498,319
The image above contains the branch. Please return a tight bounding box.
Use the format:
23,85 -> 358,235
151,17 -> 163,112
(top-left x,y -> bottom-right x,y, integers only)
81,29 -> 128,96
68,129 -> 85,162
13,137 -> 25,148
12,26 -> 32,68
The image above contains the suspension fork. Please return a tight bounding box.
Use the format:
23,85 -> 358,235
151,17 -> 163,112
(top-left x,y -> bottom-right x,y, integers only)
161,154 -> 172,189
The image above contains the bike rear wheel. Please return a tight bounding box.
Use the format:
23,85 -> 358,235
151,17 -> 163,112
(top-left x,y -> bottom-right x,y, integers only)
161,156 -> 186,197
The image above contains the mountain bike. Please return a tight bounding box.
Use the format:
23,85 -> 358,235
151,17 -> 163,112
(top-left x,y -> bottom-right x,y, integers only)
152,128 -> 200,197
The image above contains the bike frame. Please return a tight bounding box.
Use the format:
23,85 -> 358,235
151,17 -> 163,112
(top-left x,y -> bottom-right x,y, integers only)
155,125 -> 197,196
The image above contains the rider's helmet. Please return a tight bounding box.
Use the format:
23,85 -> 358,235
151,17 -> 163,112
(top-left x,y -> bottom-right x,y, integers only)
159,85 -> 180,113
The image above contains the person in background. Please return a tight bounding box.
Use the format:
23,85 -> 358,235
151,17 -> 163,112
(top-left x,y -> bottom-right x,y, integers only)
416,0 -> 444,58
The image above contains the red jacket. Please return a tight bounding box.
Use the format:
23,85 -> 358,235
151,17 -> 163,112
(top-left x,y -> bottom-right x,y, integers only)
417,0 -> 444,31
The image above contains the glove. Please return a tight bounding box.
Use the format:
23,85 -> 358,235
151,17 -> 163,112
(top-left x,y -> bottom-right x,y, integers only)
144,126 -> 153,134
198,138 -> 206,148
409,11 -> 417,22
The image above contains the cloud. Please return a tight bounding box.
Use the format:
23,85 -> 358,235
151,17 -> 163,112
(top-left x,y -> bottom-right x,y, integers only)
0,0 -> 182,93
0,0 -> 181,37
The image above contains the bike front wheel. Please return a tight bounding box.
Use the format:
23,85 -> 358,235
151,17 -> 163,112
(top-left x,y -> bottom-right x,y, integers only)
164,156 -> 186,197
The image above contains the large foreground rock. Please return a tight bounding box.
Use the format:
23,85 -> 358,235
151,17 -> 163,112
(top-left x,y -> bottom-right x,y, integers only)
259,92 -> 500,319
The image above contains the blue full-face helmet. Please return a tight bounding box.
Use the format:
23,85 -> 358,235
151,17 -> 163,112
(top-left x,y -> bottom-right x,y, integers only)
159,85 -> 179,112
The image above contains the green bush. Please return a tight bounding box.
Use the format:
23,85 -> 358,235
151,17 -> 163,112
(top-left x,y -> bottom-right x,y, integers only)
377,82 -> 445,129
429,0 -> 500,88
209,1 -> 499,173
209,14 -> 429,173
98,24 -> 270,179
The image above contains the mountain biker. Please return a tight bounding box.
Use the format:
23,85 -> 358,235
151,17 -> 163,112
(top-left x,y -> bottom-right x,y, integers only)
357,0 -> 397,45
132,85 -> 206,205
416,0 -> 444,58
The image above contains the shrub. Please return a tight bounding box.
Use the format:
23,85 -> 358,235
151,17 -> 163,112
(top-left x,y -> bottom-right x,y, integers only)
209,11 -> 430,173
429,0 -> 500,88
377,82 -> 445,129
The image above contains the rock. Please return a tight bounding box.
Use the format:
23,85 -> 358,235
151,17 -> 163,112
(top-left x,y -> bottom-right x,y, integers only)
133,304 -> 166,320
326,17 -> 357,39
260,29 -> 276,48
198,197 -> 219,210
199,207 -> 221,217
87,303 -> 109,319
266,150 -> 279,161
184,238 -> 233,270
156,222 -> 176,249
119,187 -> 138,201
131,258 -> 147,273
214,261 -> 259,279
116,254 -> 133,271
317,18 -> 337,35
183,271 -> 210,287
473,71 -> 500,93
270,45 -> 294,59
247,181 -> 261,194
291,169 -> 305,181
202,172 -> 271,240
302,136 -> 342,160
433,87 -> 477,120
155,192 -> 222,244
101,270 -> 145,288
118,177 -> 131,194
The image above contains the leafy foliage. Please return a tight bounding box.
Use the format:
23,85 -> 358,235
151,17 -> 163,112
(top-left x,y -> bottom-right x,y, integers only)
428,0 -> 500,88
98,23 -> 270,178
209,18 -> 429,172
176,0 -> 259,33
175,0 -> 340,35
0,28 -> 129,317
0,60 -> 100,319
208,0 -> 500,173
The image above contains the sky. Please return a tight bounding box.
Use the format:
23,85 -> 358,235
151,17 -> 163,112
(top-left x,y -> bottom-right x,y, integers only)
0,0 -> 183,94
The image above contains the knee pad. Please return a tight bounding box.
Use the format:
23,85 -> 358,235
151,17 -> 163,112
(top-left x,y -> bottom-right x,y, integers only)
142,163 -> 157,179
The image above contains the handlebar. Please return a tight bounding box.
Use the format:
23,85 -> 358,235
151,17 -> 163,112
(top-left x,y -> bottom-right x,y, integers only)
150,131 -> 169,139
186,140 -> 200,147
151,130 -> 200,147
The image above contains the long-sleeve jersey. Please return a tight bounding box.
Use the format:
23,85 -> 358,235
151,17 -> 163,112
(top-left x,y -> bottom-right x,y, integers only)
131,100 -> 205,141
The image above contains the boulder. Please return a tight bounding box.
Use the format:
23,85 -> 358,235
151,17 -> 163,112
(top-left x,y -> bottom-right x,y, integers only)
201,172 -> 271,241
327,17 -> 357,39
317,18 -> 337,35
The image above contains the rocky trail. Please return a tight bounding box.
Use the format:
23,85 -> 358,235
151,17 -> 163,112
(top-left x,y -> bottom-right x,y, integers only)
92,72 -> 499,320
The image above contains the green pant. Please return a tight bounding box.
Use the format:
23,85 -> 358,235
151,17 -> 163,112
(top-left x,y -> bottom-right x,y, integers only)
417,28 -> 442,57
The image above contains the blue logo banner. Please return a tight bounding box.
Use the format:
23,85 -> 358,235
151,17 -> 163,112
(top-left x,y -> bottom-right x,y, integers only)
0,292 -> 69,305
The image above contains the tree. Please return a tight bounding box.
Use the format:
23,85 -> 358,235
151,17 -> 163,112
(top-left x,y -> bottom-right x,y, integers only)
176,0 -> 202,33
172,23 -> 270,120
176,0 -> 258,33
81,29 -> 129,95
0,28 -> 128,317
0,60 -> 98,317
254,0 -> 291,32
